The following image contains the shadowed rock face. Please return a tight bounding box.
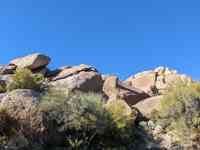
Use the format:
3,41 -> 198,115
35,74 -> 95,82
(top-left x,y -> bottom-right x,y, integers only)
0,64 -> 16,75
103,76 -> 149,105
10,53 -> 51,70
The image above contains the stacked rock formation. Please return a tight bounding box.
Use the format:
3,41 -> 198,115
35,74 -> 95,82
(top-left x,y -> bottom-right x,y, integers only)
49,64 -> 103,92
0,53 -> 193,109
126,66 -> 192,95
103,76 -> 149,105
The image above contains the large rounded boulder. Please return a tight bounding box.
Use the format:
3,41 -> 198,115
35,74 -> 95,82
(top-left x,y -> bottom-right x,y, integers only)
10,53 -> 51,70
133,95 -> 163,117
50,64 -> 103,92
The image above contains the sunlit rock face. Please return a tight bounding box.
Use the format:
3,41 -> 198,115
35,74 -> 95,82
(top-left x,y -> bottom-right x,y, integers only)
126,66 -> 192,95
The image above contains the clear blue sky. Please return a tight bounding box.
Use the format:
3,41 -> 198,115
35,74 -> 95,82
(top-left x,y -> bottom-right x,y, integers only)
0,0 -> 200,79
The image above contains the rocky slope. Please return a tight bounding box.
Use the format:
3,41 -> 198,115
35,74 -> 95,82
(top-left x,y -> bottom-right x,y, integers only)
0,53 -> 194,150
0,53 -> 192,106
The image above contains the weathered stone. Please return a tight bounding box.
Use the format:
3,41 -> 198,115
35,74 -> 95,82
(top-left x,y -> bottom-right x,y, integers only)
0,74 -> 13,84
127,72 -> 156,94
103,76 -> 149,105
50,65 -> 103,92
127,66 -> 192,94
103,76 -> 118,100
133,95 -> 163,116
52,64 -> 97,81
134,70 -> 154,78
10,53 -> 51,70
32,67 -> 48,76
0,64 -> 16,74
156,75 -> 167,90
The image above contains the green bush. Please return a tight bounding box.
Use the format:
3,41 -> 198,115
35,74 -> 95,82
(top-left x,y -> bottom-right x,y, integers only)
105,100 -> 136,137
153,81 -> 200,147
39,89 -> 108,130
0,84 -> 6,93
7,68 -> 44,92
39,89 -> 137,149
0,107 -> 17,146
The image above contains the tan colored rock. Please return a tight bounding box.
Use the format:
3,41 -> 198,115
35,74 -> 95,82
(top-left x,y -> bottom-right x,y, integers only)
134,95 -> 163,116
32,67 -> 48,75
10,53 -> 51,70
103,76 -> 119,100
127,72 -> 156,94
134,70 -> 154,78
52,64 -> 96,81
156,75 -> 167,90
103,76 -> 149,105
50,64 -> 103,92
127,66 -> 192,94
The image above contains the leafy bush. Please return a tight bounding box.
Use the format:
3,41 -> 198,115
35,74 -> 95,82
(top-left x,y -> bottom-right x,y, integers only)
39,89 -> 137,149
7,68 -> 44,92
153,81 -> 200,148
0,84 -> 6,93
105,100 -> 136,137
39,89 -> 108,130
0,107 -> 17,146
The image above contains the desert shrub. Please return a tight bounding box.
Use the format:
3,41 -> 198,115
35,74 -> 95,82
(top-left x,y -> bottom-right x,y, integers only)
7,68 -> 44,92
39,89 -> 137,149
150,85 -> 160,96
0,107 -> 17,147
153,81 -> 200,148
105,100 -> 136,138
0,84 -> 6,93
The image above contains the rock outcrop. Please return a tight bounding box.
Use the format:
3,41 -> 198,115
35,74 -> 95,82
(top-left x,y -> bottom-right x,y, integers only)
0,64 -> 16,75
126,66 -> 192,95
103,76 -> 149,105
134,95 -> 163,116
50,64 -> 103,93
0,53 -> 198,150
10,53 -> 51,70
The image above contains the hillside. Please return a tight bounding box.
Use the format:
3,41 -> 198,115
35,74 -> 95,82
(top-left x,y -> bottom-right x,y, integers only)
0,53 -> 199,150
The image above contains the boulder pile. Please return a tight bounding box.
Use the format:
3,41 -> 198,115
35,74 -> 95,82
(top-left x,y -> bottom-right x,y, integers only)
126,66 -> 192,95
103,76 -> 149,105
0,53 -> 195,150
0,53 -> 193,108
